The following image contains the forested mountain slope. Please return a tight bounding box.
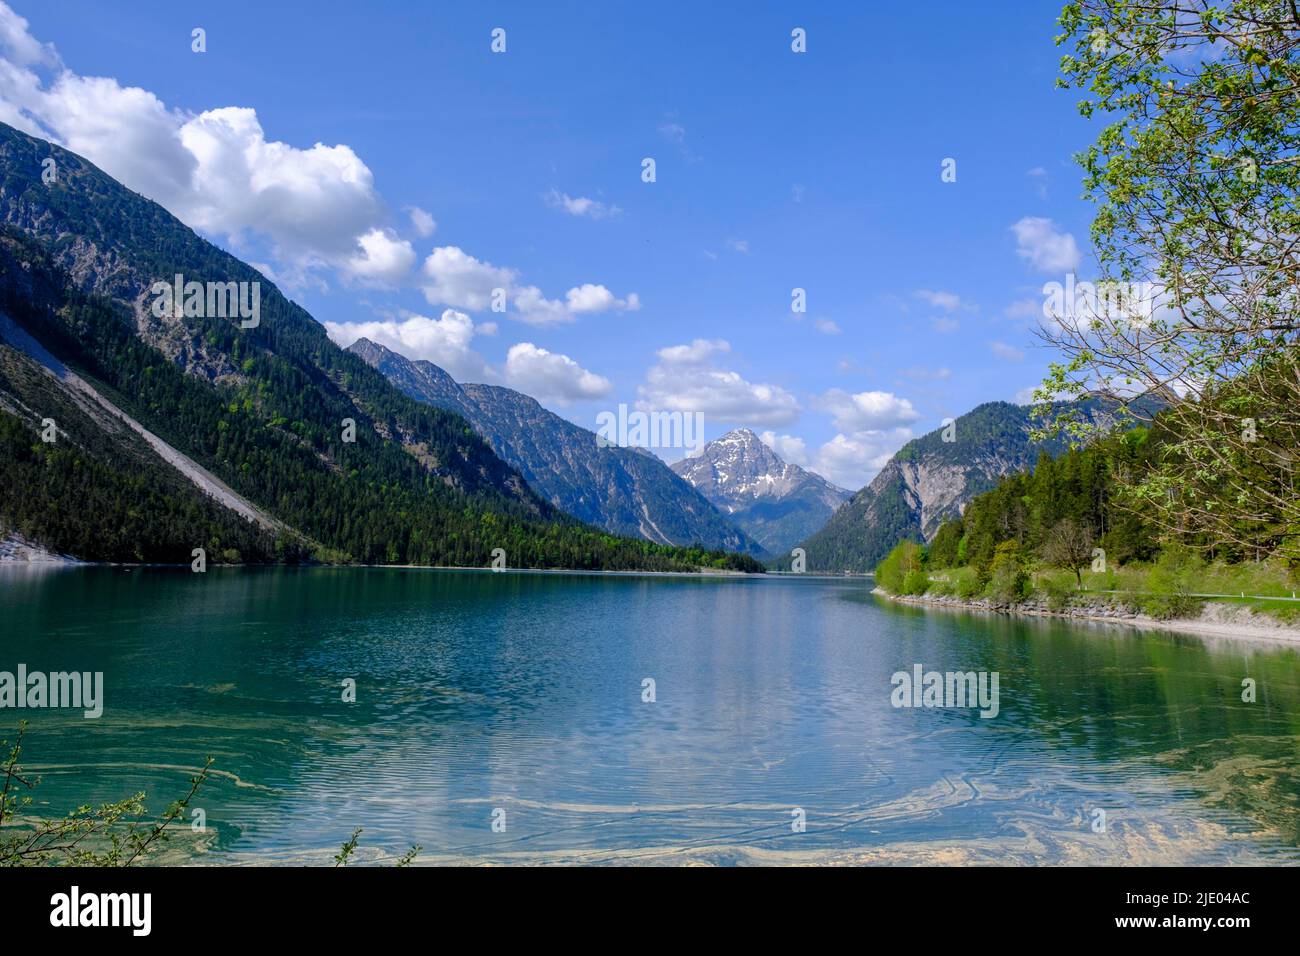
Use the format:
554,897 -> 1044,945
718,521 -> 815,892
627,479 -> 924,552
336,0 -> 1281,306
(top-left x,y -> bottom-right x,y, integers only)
0,123 -> 760,572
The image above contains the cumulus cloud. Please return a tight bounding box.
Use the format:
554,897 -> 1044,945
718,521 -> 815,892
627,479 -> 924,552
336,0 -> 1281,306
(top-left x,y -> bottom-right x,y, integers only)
407,206 -> 437,237
814,318 -> 841,335
638,340 -> 799,426
503,343 -> 612,403
761,425 -> 908,490
0,4 -> 414,285
324,309 -> 492,382
655,338 -> 730,364
544,189 -> 621,220
759,398 -> 925,489
0,3 -> 58,69
420,246 -> 516,312
566,283 -> 640,314
346,228 -> 417,284
1011,216 -> 1081,273
178,107 -> 387,265
759,431 -> 809,465
809,431 -> 910,490
726,238 -> 749,254
818,389 -> 921,432
420,246 -> 639,325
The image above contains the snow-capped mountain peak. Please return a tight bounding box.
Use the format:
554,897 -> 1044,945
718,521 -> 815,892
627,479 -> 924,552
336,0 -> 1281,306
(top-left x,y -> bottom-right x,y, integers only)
669,429 -> 850,554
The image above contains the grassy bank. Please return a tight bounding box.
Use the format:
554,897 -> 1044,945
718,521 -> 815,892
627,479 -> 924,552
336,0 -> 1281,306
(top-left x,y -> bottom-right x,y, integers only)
876,539 -> 1300,625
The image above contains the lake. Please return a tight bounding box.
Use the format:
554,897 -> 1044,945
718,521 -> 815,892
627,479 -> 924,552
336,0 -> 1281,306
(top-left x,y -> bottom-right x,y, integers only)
2,566 -> 1299,865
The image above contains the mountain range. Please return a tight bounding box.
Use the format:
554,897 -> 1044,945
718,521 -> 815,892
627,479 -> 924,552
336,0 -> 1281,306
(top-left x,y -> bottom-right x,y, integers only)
347,337 -> 762,554
669,428 -> 851,556
798,397 -> 1161,573
0,120 -> 1159,578
0,121 -> 761,572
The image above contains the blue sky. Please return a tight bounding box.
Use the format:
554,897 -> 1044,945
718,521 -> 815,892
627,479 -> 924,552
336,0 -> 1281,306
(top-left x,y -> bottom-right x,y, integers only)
2,1 -> 1099,489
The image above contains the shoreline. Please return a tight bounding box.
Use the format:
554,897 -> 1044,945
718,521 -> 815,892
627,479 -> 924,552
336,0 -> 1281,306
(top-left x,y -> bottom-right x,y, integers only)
874,587 -> 1300,647
0,553 -> 766,579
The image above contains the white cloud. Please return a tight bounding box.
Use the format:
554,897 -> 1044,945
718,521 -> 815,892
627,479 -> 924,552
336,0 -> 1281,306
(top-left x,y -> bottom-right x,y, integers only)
1011,216 -> 1081,273
818,389 -> 921,432
565,283 -> 640,314
726,238 -> 749,254
764,424 -> 909,489
34,73 -> 198,206
0,3 -> 58,69
407,206 -> 436,237
324,309 -> 491,382
420,247 -> 639,325
0,8 -> 411,285
503,343 -> 612,403
914,289 -> 965,311
759,431 -> 808,465
814,318 -> 841,335
989,340 -> 1026,362
544,189 -> 621,220
346,228 -> 417,284
655,338 -> 730,364
810,430 -> 913,490
421,246 -> 517,312
639,341 -> 800,427
179,107 -> 388,271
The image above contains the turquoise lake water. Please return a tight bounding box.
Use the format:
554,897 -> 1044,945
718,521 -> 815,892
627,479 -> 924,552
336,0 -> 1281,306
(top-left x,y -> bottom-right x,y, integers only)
2,566 -> 1298,864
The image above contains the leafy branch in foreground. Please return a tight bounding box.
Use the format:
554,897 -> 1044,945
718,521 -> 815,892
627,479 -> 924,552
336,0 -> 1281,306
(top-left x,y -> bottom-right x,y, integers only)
1037,1 -> 1300,563
334,826 -> 422,867
0,721 -> 212,866
1,724 -> 422,866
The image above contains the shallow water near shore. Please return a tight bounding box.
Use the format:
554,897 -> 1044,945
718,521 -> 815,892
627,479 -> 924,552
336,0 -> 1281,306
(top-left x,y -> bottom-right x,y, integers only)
3,565 -> 1299,865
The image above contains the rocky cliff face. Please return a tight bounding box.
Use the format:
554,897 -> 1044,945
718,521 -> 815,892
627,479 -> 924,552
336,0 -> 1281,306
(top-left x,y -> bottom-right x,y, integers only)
797,397 -> 1161,572
670,428 -> 850,556
349,338 -> 763,554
